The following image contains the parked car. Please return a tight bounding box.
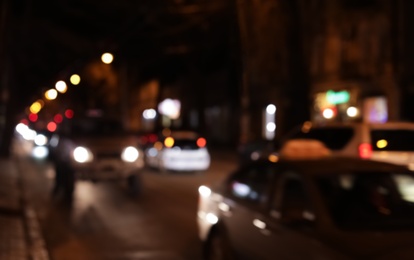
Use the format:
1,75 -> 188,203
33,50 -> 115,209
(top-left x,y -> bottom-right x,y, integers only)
282,121 -> 414,166
197,139 -> 414,259
50,116 -> 144,194
145,130 -> 211,172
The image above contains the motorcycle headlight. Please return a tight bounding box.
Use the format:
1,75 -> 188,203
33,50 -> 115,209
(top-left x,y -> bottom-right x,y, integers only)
73,146 -> 93,163
121,146 -> 139,162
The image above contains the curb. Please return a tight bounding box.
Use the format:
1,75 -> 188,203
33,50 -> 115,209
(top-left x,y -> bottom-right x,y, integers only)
24,208 -> 50,260
14,158 -> 51,260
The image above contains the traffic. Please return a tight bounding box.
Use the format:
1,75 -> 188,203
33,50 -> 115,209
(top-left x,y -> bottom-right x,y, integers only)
14,120 -> 414,259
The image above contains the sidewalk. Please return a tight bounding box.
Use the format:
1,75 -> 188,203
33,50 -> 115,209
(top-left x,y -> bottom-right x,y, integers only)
0,157 -> 50,260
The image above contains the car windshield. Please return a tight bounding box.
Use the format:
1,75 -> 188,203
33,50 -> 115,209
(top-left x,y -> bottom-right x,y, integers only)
173,139 -> 200,150
71,118 -> 125,136
315,171 -> 414,230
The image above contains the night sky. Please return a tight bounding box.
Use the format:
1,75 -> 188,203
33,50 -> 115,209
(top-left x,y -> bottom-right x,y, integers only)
4,0 -> 236,109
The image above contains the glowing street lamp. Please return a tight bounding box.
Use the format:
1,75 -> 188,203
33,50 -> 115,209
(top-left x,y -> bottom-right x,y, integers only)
70,74 -> 81,85
101,53 -> 114,64
45,89 -> 58,100
30,101 -> 42,114
55,80 -> 67,93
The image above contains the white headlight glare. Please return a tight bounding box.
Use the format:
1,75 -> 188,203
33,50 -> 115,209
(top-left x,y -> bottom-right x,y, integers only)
121,146 -> 139,162
34,134 -> 48,146
73,146 -> 93,163
32,146 -> 49,159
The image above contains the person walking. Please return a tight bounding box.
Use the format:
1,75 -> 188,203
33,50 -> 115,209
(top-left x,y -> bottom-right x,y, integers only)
49,132 -> 76,203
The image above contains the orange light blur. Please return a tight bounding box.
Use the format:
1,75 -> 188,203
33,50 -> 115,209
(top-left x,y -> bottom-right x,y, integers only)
197,137 -> 207,148
164,137 -> 175,148
154,141 -> 163,150
162,128 -> 171,137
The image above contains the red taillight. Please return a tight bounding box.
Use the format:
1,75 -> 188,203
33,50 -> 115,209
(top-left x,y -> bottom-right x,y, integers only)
197,137 -> 207,148
359,143 -> 372,159
149,134 -> 158,143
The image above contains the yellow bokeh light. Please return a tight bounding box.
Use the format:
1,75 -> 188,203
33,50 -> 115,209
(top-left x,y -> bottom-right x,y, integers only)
55,80 -> 67,93
30,101 -> 42,114
70,74 -> 81,85
45,89 -> 58,100
101,53 -> 114,64
377,139 -> 388,149
164,137 -> 175,148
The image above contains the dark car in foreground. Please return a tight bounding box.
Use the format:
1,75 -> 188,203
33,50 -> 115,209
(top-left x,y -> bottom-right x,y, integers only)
197,140 -> 414,259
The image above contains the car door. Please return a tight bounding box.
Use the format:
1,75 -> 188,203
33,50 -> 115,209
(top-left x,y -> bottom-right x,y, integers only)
218,162 -> 281,259
262,170 -> 340,260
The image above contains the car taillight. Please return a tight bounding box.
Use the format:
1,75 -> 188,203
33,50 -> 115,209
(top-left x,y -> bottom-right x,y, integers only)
149,134 -> 158,143
359,143 -> 372,159
197,137 -> 207,148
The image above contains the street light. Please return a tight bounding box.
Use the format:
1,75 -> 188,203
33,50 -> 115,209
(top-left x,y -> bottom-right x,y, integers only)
45,89 -> 58,100
101,53 -> 114,64
55,80 -> 67,93
70,74 -> 81,85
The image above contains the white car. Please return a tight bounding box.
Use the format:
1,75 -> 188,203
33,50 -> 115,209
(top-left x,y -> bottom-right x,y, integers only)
284,121 -> 414,167
49,117 -> 145,194
197,140 -> 414,259
145,131 -> 211,172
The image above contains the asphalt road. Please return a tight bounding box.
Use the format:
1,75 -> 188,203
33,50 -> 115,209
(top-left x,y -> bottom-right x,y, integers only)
17,148 -> 238,260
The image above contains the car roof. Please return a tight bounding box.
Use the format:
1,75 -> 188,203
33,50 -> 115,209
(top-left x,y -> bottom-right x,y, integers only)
169,131 -> 200,139
250,156 -> 411,176
305,121 -> 414,130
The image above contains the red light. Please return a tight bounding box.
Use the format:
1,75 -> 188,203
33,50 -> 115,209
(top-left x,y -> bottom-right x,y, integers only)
28,113 -> 38,122
20,119 -> 29,125
47,122 -> 57,132
197,137 -> 207,148
359,143 -> 372,159
54,114 -> 63,123
149,134 -> 158,143
65,109 -> 74,119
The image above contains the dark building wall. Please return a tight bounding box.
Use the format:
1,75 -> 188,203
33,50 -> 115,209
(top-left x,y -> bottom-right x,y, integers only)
237,0 -> 404,140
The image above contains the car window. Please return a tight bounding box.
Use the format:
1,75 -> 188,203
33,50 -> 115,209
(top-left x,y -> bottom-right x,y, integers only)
291,127 -> 354,150
271,172 -> 315,224
71,118 -> 125,136
315,172 -> 414,230
226,163 -> 277,208
173,139 -> 200,150
371,129 -> 414,151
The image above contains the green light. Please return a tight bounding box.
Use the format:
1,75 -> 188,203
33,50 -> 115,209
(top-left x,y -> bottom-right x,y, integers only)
326,90 -> 350,105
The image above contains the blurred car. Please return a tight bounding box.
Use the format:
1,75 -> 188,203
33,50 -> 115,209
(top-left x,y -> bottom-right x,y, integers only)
197,139 -> 414,259
31,129 -> 55,160
50,116 -> 144,193
145,130 -> 211,172
237,138 -> 276,165
283,121 -> 414,166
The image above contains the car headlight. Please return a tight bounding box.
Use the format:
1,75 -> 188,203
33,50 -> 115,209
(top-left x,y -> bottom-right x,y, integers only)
121,146 -> 139,162
73,146 -> 93,163
34,134 -> 48,146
